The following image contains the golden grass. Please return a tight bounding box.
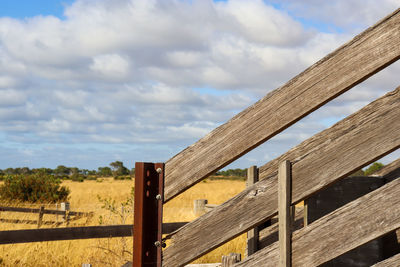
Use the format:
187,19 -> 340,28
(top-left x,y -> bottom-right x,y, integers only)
0,178 -> 246,266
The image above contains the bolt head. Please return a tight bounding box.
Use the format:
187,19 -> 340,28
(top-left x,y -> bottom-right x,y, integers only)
154,241 -> 161,247
156,168 -> 162,173
156,194 -> 162,200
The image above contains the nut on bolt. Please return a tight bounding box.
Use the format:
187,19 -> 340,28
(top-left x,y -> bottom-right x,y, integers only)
154,241 -> 166,248
156,194 -> 162,200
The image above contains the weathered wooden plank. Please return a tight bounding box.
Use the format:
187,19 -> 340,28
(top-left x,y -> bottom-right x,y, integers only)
278,161 -> 292,267
372,157 -> 400,181
162,87 -> 400,267
185,264 -> 221,267
371,253 -> 400,267
0,222 -> 186,244
164,8 -> 400,202
235,178 -> 400,267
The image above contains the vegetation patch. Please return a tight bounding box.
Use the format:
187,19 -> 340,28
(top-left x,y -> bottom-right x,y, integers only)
0,172 -> 70,203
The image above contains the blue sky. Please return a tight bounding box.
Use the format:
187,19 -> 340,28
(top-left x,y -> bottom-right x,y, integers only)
0,0 -> 74,19
0,0 -> 399,170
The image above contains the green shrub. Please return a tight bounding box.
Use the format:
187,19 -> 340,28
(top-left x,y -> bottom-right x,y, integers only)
71,173 -> 85,182
113,175 -> 131,180
364,162 -> 384,176
0,173 -> 70,203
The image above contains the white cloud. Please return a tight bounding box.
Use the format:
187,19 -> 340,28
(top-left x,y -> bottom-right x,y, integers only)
0,89 -> 26,106
0,0 -> 398,169
90,54 -> 130,80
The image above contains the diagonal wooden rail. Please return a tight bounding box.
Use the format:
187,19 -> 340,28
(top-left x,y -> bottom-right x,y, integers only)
235,178 -> 400,267
164,8 -> 400,202
163,87 -> 400,266
372,253 -> 400,267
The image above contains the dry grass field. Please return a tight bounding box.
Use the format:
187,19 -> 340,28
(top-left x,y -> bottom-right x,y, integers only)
0,178 -> 246,266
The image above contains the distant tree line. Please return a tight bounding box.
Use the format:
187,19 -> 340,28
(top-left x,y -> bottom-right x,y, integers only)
0,161 -> 385,182
215,168 -> 247,177
350,162 -> 385,176
0,161 -> 134,182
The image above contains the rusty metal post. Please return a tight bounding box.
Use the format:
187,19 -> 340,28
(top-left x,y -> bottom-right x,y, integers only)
133,162 -> 164,267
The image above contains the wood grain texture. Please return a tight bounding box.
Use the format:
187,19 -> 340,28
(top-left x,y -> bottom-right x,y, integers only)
163,8 -> 400,202
235,179 -> 400,267
371,253 -> 400,267
162,87 -> 400,267
278,161 -> 292,267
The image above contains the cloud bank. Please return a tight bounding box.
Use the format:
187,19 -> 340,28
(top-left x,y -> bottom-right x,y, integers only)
0,0 -> 399,169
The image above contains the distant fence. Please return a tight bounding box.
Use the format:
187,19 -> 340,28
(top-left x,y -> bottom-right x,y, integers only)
0,203 -> 93,227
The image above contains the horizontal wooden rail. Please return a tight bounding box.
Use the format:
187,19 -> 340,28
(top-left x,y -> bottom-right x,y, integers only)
163,87 -> 400,267
0,206 -> 91,217
0,222 -> 186,244
0,219 -> 67,226
235,179 -> 400,266
164,8 -> 400,202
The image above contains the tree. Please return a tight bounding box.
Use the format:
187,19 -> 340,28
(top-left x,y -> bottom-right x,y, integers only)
110,161 -> 129,177
20,167 -> 31,175
54,165 -> 71,178
98,167 -> 112,177
364,162 -> 384,176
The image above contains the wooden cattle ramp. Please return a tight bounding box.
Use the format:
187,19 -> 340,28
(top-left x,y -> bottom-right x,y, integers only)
132,8 -> 400,267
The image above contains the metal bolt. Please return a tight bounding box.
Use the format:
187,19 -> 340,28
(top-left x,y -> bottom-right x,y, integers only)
154,241 -> 161,247
156,194 -> 162,200
156,168 -> 162,173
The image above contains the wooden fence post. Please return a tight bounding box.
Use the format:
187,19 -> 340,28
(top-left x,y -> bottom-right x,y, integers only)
61,202 -> 70,225
194,199 -> 207,216
55,203 -> 58,223
37,206 -> 44,228
278,160 -> 293,267
222,253 -> 241,267
246,166 -> 259,257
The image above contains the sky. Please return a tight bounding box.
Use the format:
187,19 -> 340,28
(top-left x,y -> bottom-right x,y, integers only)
0,0 -> 399,170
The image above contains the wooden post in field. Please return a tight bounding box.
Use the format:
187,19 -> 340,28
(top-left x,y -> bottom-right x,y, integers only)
55,203 -> 58,223
61,202 -> 70,225
194,199 -> 208,216
247,166 -> 259,257
278,160 -> 292,267
37,206 -> 44,228
222,253 -> 241,267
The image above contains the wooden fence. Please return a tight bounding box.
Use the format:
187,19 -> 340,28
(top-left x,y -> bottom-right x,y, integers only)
0,204 -> 93,227
1,7 -> 399,267
131,7 -> 400,267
